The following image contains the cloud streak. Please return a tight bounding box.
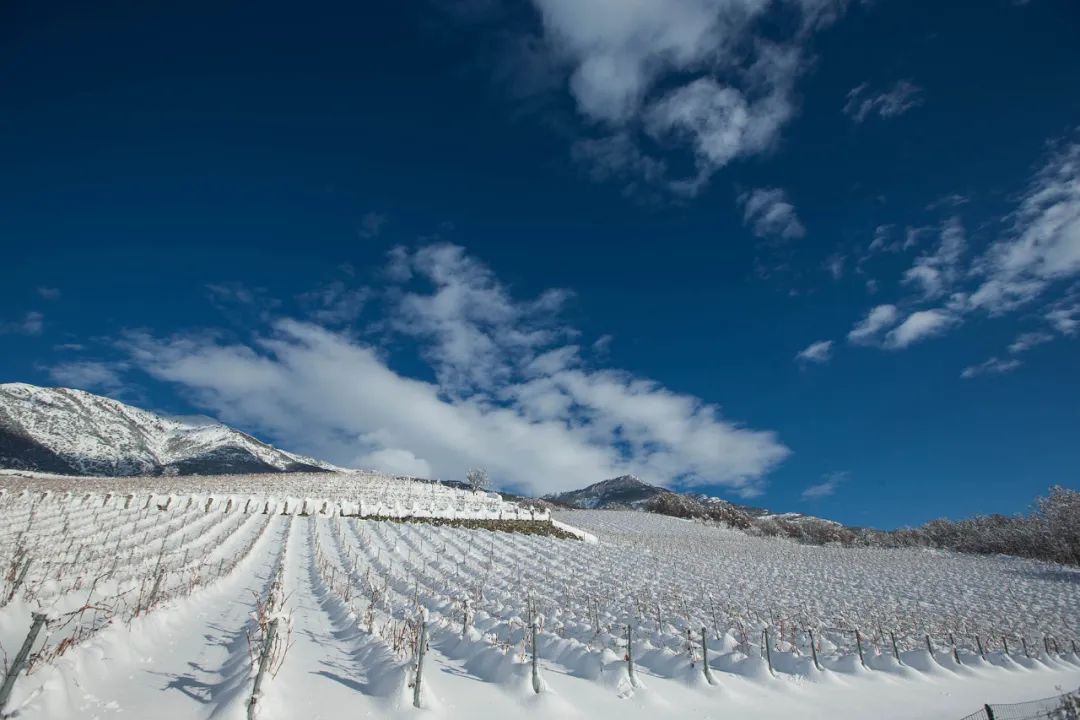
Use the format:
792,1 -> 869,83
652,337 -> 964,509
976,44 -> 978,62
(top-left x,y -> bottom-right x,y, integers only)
801,471 -> 846,500
883,309 -> 956,350
0,311 -> 44,336
960,357 -> 1022,380
796,340 -> 832,364
844,80 -> 923,123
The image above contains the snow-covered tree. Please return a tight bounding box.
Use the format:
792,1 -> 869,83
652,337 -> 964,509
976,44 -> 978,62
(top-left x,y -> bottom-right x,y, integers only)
466,467 -> 490,493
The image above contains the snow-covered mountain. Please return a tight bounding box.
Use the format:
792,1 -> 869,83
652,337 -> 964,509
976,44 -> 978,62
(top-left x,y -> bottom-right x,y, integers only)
0,383 -> 341,476
546,475 -> 834,530
545,475 -> 666,509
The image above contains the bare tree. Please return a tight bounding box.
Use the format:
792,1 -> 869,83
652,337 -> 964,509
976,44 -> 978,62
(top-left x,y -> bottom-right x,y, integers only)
466,468 -> 490,493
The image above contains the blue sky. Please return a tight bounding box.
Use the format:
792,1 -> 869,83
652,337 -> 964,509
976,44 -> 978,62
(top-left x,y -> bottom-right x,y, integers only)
2,0 -> 1078,528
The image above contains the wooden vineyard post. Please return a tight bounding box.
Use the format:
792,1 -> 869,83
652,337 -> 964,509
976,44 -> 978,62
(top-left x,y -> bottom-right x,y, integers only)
809,629 -> 823,671
0,612 -> 47,713
413,619 -> 427,708
762,629 -> 774,676
531,607 -> 542,694
701,627 -> 717,685
248,618 -> 280,720
976,636 -> 985,659
890,631 -> 902,665
626,624 -> 638,687
855,628 -> 866,669
949,632 -> 961,665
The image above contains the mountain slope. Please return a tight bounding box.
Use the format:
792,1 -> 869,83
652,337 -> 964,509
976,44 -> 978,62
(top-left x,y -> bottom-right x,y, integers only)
0,382 -> 341,476
547,475 -> 839,532
544,475 -> 666,509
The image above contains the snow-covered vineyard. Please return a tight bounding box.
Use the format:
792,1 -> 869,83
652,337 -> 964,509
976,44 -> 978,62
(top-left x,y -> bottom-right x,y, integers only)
0,487 -> 1077,719
0,470 -> 549,522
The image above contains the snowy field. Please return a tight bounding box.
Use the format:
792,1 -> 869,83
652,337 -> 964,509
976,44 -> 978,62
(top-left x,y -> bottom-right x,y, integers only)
0,470 -> 546,521
0,491 -> 1077,719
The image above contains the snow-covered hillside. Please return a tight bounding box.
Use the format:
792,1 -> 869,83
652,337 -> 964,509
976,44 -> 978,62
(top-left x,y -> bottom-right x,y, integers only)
545,475 -> 666,509
0,383 -> 340,476
0,492 -> 1076,719
547,475 -> 834,531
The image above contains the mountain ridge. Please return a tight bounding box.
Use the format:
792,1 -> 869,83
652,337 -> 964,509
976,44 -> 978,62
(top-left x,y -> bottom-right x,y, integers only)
0,382 -> 343,476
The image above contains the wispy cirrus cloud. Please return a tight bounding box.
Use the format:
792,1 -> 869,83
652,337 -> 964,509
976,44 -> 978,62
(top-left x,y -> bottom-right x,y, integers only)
842,136 -> 1080,370
1046,297 -> 1078,335
901,217 -> 966,300
1008,331 -> 1053,354
882,309 -> 957,350
739,187 -> 806,240
49,360 -> 129,393
960,357 -> 1022,380
801,471 -> 847,500
844,80 -> 923,123
795,339 -> 833,364
357,211 -> 387,239
847,304 -> 899,345
0,311 -> 44,336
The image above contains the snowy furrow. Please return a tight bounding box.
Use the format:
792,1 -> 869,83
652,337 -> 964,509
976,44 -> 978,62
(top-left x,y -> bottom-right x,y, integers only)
257,516 -> 404,719
6,514 -> 290,719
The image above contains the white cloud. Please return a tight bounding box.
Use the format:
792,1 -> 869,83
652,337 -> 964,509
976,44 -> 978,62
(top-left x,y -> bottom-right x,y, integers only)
968,141 -> 1080,314
847,304 -> 899,344
883,309 -> 956,350
901,217 -> 966,299
49,360 -> 128,392
121,244 -> 789,496
299,282 -> 370,325
867,224 -> 897,254
206,282 -> 258,306
844,138 -> 1080,368
992,143 -> 1080,279
357,212 -> 387,239
390,243 -> 573,395
36,287 -> 61,300
823,253 -> 844,280
514,0 -> 850,194
1046,299 -> 1078,335
960,357 -> 1022,380
738,187 -> 806,240
0,311 -> 43,336
354,448 -> 432,479
844,80 -> 923,123
801,471 -> 846,500
1008,331 -> 1053,354
795,339 -> 833,364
